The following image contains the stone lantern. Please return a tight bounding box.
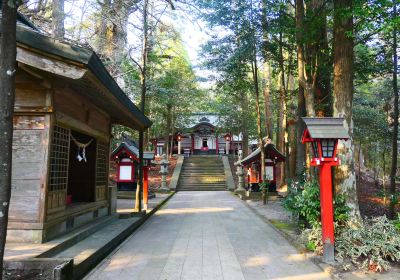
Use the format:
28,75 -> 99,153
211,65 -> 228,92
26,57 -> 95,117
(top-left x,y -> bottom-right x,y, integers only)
234,155 -> 246,192
159,154 -> 170,191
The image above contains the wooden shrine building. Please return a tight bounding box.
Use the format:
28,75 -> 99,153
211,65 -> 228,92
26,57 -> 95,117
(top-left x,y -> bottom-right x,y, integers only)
236,142 -> 285,192
5,15 -> 152,243
154,113 -> 243,156
111,137 -> 155,191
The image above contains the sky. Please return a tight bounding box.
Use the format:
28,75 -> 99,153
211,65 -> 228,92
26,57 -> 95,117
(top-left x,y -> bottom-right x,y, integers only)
61,0 -> 214,87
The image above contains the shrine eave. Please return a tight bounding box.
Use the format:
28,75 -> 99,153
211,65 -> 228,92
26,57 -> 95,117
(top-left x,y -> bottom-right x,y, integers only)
237,143 -> 285,166
3,17 -> 152,131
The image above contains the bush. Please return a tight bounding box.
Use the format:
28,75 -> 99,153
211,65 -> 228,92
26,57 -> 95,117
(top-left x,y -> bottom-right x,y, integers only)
283,178 -> 349,227
302,216 -> 400,272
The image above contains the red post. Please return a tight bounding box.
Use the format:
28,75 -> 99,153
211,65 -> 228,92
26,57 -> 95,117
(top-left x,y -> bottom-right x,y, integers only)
143,166 -> 149,210
216,137 -> 219,154
319,163 -> 335,262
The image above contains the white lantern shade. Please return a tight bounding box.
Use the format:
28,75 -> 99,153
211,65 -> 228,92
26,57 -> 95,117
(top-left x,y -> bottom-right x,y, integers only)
265,166 -> 274,181
119,165 -> 133,181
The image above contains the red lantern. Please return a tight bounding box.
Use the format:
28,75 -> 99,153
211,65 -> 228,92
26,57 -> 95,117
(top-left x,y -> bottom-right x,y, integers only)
302,117 -> 349,263
116,158 -> 135,182
176,133 -> 182,142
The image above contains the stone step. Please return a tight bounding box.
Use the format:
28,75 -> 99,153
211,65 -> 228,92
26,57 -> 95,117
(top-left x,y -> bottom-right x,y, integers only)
177,187 -> 227,191
178,183 -> 227,187
178,156 -> 226,191
180,179 -> 225,182
181,171 -> 224,175
39,194 -> 174,279
180,175 -> 225,178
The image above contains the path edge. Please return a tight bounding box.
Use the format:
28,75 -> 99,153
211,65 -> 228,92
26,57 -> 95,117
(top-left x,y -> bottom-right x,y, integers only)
169,155 -> 184,190
234,194 -> 339,280
222,156 -> 235,191
78,191 -> 176,279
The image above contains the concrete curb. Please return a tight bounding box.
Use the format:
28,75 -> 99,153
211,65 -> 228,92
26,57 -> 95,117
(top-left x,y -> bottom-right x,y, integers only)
222,156 -> 235,191
235,194 -> 338,280
77,191 -> 176,279
169,155 -> 184,190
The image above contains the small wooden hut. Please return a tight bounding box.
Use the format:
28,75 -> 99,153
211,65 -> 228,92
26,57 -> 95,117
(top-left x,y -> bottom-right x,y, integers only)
5,16 -> 151,243
236,143 -> 285,192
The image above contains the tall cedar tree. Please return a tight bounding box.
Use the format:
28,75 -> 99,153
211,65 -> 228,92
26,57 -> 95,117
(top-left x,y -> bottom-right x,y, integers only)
389,1 -> 398,219
0,0 -> 18,276
333,0 -> 362,224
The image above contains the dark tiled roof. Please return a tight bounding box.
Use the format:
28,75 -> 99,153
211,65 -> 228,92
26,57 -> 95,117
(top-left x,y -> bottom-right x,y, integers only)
236,143 -> 285,166
0,11 -> 152,130
111,142 -> 154,161
302,117 -> 349,139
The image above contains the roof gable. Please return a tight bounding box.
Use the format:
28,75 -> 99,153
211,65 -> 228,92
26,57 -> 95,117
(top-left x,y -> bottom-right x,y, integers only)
302,117 -> 349,140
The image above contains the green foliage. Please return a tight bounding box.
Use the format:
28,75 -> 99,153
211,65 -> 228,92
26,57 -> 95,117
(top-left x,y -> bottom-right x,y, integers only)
393,214 -> 400,231
303,216 -> 400,272
283,179 -> 349,227
336,216 -> 400,271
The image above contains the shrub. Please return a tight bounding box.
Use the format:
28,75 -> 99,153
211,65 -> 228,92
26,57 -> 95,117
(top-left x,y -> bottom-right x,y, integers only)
283,178 -> 349,226
302,216 -> 400,272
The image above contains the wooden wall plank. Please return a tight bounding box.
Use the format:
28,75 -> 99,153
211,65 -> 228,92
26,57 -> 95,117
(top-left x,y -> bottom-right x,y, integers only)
8,195 -> 40,221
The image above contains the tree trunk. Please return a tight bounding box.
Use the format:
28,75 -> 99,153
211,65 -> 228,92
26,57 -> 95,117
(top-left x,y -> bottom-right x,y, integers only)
252,57 -> 266,204
0,0 -> 18,274
241,91 -> 249,158
277,29 -> 287,186
136,0 -> 149,212
168,107 -> 175,158
263,62 -> 273,139
164,104 -> 172,157
296,0 -> 315,117
389,0 -> 398,219
333,0 -> 361,224
295,0 -> 307,179
52,0 -> 65,38
311,0 -> 332,116
287,75 -> 297,179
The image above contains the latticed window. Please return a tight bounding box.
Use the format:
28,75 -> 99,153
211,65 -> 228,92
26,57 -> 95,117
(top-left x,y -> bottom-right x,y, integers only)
96,142 -> 109,186
49,126 -> 70,191
321,139 -> 336,158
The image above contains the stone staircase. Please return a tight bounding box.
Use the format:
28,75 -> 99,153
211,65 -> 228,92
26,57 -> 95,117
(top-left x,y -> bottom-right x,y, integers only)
177,156 -> 227,191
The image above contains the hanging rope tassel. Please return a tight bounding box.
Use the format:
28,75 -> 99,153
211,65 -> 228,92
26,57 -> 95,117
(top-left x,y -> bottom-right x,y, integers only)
70,133 -> 93,163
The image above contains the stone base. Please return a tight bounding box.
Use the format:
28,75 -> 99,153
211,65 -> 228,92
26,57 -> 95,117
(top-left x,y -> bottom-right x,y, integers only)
3,258 -> 73,280
323,243 -> 335,264
7,206 -> 109,243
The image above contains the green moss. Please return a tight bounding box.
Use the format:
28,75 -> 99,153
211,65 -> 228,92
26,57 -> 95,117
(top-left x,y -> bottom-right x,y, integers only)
270,220 -> 296,231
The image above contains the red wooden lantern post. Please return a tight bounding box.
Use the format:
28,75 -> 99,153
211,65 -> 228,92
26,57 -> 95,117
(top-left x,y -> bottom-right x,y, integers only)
143,163 -> 149,210
301,117 -> 349,263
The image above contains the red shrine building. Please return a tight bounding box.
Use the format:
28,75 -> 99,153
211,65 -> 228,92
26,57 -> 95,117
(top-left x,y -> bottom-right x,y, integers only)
154,113 -> 243,156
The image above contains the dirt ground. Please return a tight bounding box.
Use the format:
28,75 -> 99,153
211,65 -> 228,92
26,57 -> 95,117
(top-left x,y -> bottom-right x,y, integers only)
357,171 -> 400,218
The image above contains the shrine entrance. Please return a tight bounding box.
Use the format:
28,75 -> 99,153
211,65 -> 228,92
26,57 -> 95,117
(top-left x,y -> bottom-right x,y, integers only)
67,130 -> 97,204
202,138 -> 208,148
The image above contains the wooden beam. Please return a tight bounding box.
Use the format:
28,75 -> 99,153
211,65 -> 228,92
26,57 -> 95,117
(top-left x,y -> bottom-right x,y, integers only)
14,105 -> 53,114
17,47 -> 87,80
56,111 -> 109,141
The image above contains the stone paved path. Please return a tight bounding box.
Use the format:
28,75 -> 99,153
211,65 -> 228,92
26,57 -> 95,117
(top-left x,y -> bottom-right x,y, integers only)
85,191 -> 331,280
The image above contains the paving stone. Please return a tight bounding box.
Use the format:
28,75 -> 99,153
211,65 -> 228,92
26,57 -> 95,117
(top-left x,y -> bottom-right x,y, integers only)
85,191 -> 331,280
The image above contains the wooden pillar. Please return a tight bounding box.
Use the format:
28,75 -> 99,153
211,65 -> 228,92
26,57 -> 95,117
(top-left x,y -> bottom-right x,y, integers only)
143,166 -> 149,210
191,134 -> 194,154
216,136 -> 219,154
